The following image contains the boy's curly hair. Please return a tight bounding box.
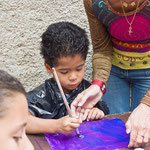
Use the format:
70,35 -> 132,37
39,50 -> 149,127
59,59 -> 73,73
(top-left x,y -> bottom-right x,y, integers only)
40,21 -> 89,67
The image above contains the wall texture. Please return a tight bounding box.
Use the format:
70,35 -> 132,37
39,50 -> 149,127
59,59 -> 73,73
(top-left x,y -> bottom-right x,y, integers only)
0,0 -> 93,91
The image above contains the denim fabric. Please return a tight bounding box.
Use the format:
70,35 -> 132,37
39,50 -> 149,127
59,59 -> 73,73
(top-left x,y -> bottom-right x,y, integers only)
102,65 -> 150,114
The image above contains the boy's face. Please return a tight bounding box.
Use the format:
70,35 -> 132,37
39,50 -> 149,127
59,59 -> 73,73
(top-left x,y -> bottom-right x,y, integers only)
54,54 -> 85,94
0,93 -> 34,150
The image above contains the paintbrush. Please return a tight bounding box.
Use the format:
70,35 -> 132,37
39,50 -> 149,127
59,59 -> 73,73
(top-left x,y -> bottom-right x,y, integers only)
52,67 -> 81,137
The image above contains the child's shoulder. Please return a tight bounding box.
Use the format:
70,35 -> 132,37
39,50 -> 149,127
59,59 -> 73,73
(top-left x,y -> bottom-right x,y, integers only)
27,78 -> 56,100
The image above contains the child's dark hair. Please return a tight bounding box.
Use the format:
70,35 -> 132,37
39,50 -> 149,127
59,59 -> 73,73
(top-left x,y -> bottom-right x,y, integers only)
0,70 -> 26,118
40,21 -> 89,67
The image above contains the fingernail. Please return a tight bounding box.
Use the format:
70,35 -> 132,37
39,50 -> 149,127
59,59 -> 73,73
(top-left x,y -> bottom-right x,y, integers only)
78,103 -> 82,107
126,129 -> 130,134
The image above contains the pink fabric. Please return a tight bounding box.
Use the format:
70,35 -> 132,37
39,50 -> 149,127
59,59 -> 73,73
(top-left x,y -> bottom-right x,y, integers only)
110,14 -> 150,42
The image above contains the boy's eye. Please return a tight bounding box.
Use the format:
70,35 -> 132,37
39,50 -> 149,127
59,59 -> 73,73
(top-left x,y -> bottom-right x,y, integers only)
60,71 -> 68,74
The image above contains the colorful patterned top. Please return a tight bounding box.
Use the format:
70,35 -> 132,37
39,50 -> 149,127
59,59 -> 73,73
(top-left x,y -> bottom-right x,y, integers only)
84,0 -> 150,83
94,0 -> 150,69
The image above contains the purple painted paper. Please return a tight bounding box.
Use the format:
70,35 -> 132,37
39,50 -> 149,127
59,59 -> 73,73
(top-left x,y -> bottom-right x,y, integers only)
45,119 -> 130,150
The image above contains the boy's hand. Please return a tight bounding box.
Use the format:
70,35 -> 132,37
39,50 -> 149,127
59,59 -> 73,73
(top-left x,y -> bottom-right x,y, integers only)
87,108 -> 104,121
76,107 -> 104,122
56,115 -> 80,135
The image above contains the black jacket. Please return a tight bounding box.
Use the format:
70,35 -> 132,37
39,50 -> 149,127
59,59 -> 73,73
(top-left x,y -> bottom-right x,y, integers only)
27,78 -> 109,119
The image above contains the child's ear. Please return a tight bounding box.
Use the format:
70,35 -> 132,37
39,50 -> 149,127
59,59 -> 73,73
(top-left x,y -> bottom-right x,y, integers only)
44,62 -> 53,74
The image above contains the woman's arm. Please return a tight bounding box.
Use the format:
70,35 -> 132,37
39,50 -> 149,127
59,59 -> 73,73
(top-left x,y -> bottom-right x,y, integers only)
71,0 -> 113,117
84,0 -> 113,83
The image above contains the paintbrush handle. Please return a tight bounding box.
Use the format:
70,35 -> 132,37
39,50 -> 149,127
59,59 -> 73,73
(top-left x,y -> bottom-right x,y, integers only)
52,68 -> 80,136
75,128 -> 80,135
52,68 -> 72,116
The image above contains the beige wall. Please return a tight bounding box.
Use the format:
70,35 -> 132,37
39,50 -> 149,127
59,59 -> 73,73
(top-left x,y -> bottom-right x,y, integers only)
0,0 -> 92,91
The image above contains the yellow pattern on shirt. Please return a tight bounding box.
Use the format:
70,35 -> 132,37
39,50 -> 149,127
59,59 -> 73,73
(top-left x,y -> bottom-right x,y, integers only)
112,48 -> 150,69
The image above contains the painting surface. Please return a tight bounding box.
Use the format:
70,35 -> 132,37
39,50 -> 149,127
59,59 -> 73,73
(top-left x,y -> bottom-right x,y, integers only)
45,118 -> 130,150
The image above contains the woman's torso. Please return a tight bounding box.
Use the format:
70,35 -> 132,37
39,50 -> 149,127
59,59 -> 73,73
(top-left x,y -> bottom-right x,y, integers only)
92,0 -> 150,69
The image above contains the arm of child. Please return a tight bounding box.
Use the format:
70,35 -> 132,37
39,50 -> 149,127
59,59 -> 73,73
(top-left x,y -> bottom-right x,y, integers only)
26,111 -> 80,135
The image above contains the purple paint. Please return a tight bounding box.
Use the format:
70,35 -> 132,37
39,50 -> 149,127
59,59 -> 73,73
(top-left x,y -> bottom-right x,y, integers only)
34,139 -> 44,150
44,119 -> 130,150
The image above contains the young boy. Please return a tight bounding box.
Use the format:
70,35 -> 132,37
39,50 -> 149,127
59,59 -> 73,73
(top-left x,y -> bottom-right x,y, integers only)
26,22 -> 109,135
0,70 -> 34,150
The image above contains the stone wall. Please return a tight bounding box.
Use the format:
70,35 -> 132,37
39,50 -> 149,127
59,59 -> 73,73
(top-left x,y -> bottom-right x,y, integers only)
0,0 -> 92,91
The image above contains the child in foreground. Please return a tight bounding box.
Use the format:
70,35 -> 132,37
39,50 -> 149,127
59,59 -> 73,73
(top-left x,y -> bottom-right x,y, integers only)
0,70 -> 34,150
26,22 -> 109,135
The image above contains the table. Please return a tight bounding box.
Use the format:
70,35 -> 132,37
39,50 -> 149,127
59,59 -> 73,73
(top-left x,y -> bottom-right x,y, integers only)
27,112 -> 150,150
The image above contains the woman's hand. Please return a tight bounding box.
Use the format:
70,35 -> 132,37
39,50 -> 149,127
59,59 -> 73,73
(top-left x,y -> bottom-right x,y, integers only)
71,84 -> 103,119
126,103 -> 150,148
56,115 -> 80,135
